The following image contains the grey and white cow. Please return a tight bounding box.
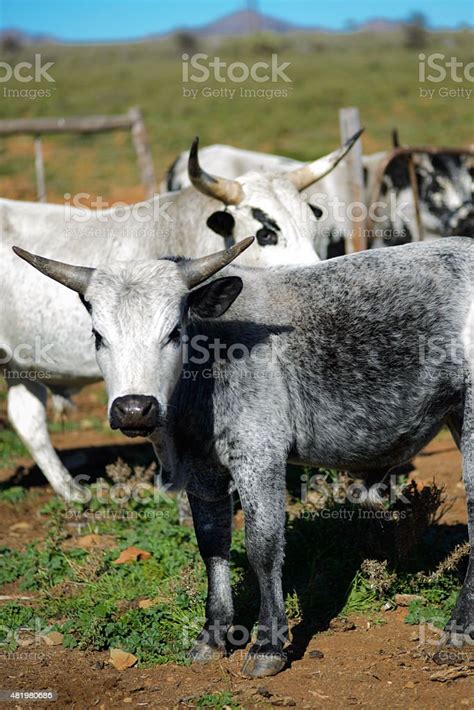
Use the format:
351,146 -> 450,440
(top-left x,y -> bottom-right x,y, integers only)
164,143 -> 474,254
1,134 -> 360,499
15,235 -> 474,678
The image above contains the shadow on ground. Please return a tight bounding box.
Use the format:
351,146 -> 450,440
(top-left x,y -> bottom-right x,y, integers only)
1,441 -> 155,491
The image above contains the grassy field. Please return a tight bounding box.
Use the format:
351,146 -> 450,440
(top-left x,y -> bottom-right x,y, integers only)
0,30 -> 472,202
0,471 -> 468,666
0,30 -> 472,704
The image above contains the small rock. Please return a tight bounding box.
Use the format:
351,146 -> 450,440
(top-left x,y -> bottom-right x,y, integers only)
432,649 -> 466,666
394,594 -> 424,606
41,631 -> 64,646
273,697 -> 296,707
256,687 -> 272,698
138,599 -> 155,609
404,681 -> 415,689
123,699 -> 133,704
329,617 -> 356,632
113,547 -> 151,564
308,649 -> 324,659
9,522 -> 31,532
18,637 -> 34,647
75,533 -> 116,549
109,648 -> 138,670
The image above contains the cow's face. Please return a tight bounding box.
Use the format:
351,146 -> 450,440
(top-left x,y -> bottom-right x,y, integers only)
190,132 -> 363,264
84,261 -> 187,435
204,172 -> 321,267
13,240 -> 252,438
377,153 -> 474,244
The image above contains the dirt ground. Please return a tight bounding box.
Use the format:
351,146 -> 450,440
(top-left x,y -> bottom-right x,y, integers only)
0,384 -> 472,708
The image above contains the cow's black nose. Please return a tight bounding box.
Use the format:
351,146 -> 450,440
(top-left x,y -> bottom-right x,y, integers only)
110,395 -> 161,437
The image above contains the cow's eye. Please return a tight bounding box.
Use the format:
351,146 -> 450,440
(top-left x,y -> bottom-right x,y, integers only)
91,328 -> 104,349
167,323 -> 182,345
256,227 -> 278,246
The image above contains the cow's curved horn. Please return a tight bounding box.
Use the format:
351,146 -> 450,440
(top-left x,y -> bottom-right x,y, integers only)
12,246 -> 94,294
288,128 -> 364,192
188,137 -> 244,205
179,236 -> 254,288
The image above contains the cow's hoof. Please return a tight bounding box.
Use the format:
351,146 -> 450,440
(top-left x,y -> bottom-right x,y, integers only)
241,651 -> 286,678
188,641 -> 225,663
59,480 -> 90,503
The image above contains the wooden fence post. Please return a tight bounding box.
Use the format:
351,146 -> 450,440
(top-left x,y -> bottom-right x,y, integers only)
34,136 -> 46,203
0,109 -> 157,202
339,107 -> 366,252
128,107 -> 157,199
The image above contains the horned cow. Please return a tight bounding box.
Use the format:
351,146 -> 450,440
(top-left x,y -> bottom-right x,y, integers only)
15,235 -> 474,678
0,134 -> 360,499
164,142 -> 474,255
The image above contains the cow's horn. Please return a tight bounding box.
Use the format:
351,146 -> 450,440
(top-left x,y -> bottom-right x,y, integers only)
179,236 -> 254,288
288,128 -> 364,192
188,137 -> 244,206
12,246 -> 94,295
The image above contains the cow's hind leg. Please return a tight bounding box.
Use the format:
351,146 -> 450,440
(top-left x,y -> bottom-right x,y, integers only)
445,396 -> 474,644
6,378 -> 84,501
187,492 -> 233,661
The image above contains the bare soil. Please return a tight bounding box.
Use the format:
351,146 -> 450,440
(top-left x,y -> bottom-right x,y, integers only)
0,384 -> 472,708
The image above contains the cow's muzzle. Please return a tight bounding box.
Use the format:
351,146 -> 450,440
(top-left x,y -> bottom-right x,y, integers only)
109,395 -> 161,437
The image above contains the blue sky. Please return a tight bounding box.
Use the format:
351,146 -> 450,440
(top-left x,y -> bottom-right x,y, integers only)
1,0 -> 473,41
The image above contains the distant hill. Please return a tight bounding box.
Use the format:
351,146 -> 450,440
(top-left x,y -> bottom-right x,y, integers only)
186,11 -> 413,36
356,18 -> 404,33
190,9 -> 319,36
0,28 -> 59,45
0,11 -> 468,45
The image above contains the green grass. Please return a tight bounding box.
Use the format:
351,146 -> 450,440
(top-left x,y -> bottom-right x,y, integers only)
0,494 -> 211,664
0,485 -> 27,504
0,477 -> 467,666
194,691 -> 242,709
0,430 -> 28,468
0,31 -> 472,201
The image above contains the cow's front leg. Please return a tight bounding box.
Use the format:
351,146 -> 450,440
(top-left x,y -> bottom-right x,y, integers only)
234,459 -> 287,678
187,492 -> 233,661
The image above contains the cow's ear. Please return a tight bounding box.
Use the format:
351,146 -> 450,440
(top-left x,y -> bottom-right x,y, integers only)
187,276 -> 243,319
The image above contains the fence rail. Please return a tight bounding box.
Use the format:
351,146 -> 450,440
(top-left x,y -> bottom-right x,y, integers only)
0,106 -> 156,201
